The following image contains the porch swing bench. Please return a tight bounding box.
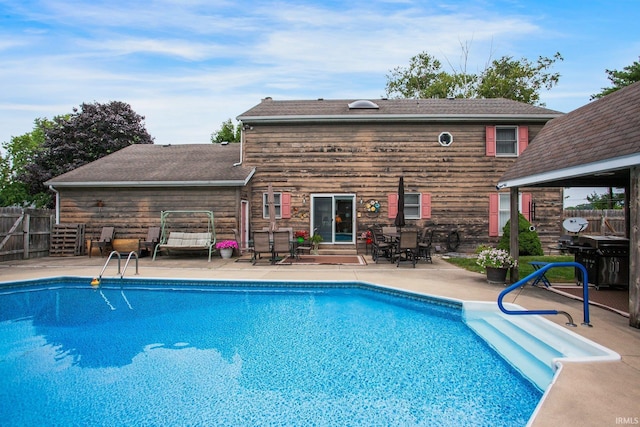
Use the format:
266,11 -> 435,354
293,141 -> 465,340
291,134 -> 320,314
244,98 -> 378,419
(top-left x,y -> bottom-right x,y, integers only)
152,210 -> 216,262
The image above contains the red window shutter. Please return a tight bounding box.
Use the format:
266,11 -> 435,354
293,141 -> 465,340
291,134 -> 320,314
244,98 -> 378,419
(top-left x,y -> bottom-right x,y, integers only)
489,193 -> 499,237
281,193 -> 291,219
486,126 -> 496,156
421,193 -> 431,219
388,194 -> 397,219
521,192 -> 532,221
518,126 -> 529,155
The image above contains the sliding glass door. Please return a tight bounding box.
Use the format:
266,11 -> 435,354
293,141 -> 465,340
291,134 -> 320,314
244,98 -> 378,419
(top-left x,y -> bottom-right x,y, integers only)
311,194 -> 355,244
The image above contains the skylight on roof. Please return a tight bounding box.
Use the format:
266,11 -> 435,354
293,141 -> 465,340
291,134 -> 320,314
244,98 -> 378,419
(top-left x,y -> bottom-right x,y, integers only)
348,100 -> 379,109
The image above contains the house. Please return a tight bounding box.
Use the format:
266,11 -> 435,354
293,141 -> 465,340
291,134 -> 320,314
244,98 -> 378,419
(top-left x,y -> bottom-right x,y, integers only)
498,81 -> 640,328
236,97 -> 564,252
45,143 -> 254,252
45,97 -> 564,255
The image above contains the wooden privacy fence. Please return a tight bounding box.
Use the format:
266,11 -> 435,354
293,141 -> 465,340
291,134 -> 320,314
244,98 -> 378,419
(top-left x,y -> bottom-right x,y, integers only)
0,207 -> 55,262
563,209 -> 625,235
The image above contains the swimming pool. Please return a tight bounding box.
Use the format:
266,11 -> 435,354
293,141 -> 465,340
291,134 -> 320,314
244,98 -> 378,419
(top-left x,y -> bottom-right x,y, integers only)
1,277 -> 546,425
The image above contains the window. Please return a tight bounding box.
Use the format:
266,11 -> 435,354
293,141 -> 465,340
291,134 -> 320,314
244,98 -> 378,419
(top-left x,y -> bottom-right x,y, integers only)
438,131 -> 453,146
486,125 -> 528,157
388,193 -> 431,220
496,126 -> 517,156
498,193 -> 511,234
263,192 -> 282,219
489,192 -> 532,236
404,193 -> 421,219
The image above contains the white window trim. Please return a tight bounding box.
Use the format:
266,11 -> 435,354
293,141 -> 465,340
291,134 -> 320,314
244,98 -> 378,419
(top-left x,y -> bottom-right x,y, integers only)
495,126 -> 518,157
498,193 -> 522,236
404,193 -> 421,220
263,192 -> 282,219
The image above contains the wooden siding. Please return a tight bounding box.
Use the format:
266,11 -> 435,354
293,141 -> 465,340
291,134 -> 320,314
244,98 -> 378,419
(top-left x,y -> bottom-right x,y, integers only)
242,121 -> 563,251
58,187 -> 247,244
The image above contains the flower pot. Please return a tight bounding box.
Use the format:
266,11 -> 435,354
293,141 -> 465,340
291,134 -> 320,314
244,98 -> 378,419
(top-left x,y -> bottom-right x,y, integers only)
486,267 -> 508,284
220,248 -> 233,259
297,237 -> 304,243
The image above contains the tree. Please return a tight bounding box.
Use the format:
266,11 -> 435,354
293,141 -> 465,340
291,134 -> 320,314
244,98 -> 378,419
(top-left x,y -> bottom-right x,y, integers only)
591,57 -> 640,99
18,101 -> 154,207
385,50 -> 563,106
0,118 -> 52,207
497,213 -> 543,256
210,119 -> 241,143
587,189 -> 625,210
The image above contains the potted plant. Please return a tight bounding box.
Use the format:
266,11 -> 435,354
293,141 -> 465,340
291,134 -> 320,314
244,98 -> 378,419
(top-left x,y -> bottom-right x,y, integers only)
294,230 -> 309,243
476,247 -> 517,284
216,240 -> 239,259
310,232 -> 323,255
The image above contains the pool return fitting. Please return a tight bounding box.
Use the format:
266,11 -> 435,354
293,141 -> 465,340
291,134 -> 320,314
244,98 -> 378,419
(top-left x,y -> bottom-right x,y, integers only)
497,262 -> 591,327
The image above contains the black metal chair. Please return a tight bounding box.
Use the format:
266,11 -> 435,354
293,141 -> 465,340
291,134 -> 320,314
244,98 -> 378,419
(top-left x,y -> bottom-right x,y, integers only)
395,230 -> 419,268
370,227 -> 393,263
418,228 -> 433,263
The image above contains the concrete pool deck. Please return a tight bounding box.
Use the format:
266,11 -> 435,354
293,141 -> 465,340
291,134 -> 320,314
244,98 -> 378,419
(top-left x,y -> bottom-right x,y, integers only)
1,254 -> 639,426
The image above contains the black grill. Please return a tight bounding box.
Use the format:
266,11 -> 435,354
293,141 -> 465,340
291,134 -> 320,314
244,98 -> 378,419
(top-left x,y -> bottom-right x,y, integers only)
568,235 -> 629,289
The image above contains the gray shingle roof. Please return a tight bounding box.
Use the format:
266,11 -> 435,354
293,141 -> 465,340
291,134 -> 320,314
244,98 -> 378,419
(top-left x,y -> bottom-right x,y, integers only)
237,97 -> 562,123
46,143 -> 255,187
499,81 -> 640,187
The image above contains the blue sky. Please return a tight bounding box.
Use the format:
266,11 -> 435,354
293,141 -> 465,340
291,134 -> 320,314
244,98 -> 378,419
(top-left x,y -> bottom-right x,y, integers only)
1,0 -> 638,205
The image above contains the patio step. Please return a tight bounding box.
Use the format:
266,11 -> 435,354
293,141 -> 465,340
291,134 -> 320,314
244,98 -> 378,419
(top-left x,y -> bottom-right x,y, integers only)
317,248 -> 357,255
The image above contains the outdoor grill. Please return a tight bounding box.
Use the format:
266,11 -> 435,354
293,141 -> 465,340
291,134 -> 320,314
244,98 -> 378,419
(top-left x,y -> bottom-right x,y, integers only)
568,235 -> 629,289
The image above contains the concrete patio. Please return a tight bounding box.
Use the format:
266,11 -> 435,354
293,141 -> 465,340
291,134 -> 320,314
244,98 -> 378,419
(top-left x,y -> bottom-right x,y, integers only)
1,253 -> 639,426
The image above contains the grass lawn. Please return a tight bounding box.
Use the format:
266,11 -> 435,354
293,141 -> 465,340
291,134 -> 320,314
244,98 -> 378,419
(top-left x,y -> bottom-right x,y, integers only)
444,255 -> 576,283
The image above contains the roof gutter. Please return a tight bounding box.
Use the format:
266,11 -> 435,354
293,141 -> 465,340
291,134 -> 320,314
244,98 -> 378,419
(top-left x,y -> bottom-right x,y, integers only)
233,124 -> 246,167
497,153 -> 640,188
45,173 -> 256,189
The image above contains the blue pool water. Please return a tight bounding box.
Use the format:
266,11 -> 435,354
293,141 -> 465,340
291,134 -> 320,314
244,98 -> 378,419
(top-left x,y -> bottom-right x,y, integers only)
0,278 -> 541,426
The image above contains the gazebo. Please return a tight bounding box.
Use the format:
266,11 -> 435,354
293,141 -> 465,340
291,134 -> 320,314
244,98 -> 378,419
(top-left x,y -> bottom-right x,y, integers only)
498,81 -> 640,328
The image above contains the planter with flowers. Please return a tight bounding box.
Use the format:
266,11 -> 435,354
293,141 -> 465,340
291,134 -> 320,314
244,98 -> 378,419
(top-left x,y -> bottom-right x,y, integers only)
310,233 -> 323,255
216,240 -> 239,259
294,230 -> 309,243
476,247 -> 517,284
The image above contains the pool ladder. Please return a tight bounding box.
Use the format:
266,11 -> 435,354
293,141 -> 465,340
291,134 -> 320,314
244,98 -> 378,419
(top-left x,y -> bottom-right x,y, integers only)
92,251 -> 139,288
93,251 -> 138,310
497,262 -> 591,327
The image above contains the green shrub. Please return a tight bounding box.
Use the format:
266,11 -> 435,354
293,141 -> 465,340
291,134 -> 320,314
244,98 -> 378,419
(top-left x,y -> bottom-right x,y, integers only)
497,213 -> 543,256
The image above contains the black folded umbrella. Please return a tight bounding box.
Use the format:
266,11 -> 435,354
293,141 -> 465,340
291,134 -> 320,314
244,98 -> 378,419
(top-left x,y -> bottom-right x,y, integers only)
394,176 -> 406,230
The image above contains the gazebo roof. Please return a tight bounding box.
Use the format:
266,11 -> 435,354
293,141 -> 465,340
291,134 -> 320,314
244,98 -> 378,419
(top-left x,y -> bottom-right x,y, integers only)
498,81 -> 640,189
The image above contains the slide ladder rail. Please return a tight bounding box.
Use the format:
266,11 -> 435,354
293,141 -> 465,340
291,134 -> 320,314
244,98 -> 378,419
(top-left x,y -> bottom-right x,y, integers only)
497,262 -> 591,327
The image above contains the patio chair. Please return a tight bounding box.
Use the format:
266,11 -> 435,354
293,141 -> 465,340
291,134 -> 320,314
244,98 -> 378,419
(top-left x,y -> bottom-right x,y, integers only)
418,228 -> 433,263
251,231 -> 272,265
370,227 -> 393,263
138,226 -> 161,258
395,230 -> 419,268
89,226 -> 115,257
272,230 -> 292,263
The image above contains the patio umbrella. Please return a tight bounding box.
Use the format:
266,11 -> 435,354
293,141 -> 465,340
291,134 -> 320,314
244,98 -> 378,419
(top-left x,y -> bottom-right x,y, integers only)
394,176 -> 406,230
267,183 -> 278,232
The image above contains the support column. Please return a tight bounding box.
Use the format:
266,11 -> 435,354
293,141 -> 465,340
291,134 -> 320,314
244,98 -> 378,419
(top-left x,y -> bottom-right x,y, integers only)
510,186 -> 520,283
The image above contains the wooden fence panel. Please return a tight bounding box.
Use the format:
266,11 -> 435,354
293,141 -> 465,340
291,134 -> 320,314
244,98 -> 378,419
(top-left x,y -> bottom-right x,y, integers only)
564,209 -> 625,235
0,208 -> 54,262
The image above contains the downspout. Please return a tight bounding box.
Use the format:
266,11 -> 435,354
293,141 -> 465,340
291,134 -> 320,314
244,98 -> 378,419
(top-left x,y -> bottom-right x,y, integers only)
48,185 -> 60,224
233,124 -> 245,167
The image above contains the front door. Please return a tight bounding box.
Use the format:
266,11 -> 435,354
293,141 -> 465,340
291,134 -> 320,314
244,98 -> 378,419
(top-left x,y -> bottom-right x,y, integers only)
311,194 -> 355,244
